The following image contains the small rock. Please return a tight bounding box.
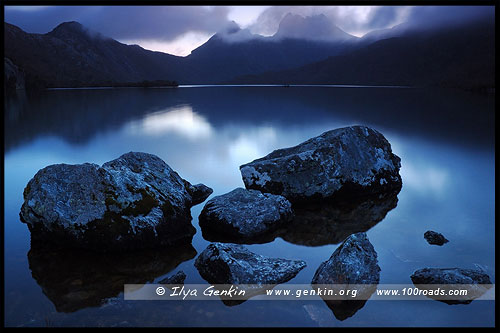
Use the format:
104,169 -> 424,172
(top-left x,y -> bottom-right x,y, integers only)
311,232 -> 380,321
410,267 -> 492,304
186,183 -> 213,206
240,126 -> 402,204
195,242 -> 306,285
195,242 -> 306,305
312,232 -> 380,285
411,267 -> 491,285
424,230 -> 449,246
199,188 -> 292,242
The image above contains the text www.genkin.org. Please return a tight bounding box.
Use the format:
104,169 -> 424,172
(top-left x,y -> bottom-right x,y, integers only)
124,284 -> 494,301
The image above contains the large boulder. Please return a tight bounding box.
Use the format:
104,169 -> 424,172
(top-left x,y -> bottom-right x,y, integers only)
195,242 -> 306,305
240,126 -> 402,204
410,267 -> 492,304
199,188 -> 292,243
311,232 -> 380,321
20,152 -> 212,251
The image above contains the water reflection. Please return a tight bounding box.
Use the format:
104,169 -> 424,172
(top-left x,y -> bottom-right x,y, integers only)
27,244 -> 196,313
3,86 -> 495,326
201,191 -> 399,246
283,192 -> 400,246
4,86 -> 495,154
126,105 -> 213,139
320,285 -> 378,321
401,161 -> 449,198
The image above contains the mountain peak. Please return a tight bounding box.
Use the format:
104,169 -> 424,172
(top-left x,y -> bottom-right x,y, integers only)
210,21 -> 259,44
48,21 -> 103,41
50,21 -> 84,33
274,13 -> 355,42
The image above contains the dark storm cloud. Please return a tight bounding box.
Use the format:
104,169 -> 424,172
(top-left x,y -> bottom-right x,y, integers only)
4,6 -> 231,41
5,5 -> 494,43
404,6 -> 494,30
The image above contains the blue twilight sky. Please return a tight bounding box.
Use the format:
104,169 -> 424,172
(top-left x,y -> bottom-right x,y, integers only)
4,5 -> 494,56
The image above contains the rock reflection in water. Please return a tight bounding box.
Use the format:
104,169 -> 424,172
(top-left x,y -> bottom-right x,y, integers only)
202,191 -> 399,246
311,233 -> 381,321
200,226 -> 280,245
282,191 -> 399,246
27,244 -> 197,313
319,285 -> 379,321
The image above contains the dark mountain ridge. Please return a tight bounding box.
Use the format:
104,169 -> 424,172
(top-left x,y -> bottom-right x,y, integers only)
4,21 -> 192,88
232,16 -> 495,89
4,13 -> 495,90
3,15 -> 362,87
185,33 -> 357,84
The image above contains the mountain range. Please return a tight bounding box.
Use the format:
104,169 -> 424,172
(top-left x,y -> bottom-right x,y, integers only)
4,13 -> 495,90
233,17 -> 495,89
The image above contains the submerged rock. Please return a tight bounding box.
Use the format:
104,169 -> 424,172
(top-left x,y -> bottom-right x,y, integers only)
195,242 -> 306,305
240,126 -> 402,204
424,230 -> 449,246
28,243 -> 196,313
311,232 -> 380,321
410,267 -> 492,304
20,152 -> 212,251
199,188 -> 293,243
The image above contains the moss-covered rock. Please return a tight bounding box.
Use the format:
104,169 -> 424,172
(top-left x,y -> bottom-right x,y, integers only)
240,125 -> 402,204
20,152 -> 212,251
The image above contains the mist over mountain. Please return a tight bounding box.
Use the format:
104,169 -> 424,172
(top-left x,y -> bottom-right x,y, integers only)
184,18 -> 357,83
274,13 -> 357,42
232,15 -> 495,89
4,21 -> 195,88
4,12 -> 495,89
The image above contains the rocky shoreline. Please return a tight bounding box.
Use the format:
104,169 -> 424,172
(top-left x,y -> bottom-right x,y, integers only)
19,126 -> 491,316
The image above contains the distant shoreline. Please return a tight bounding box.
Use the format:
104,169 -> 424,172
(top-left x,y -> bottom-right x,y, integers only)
42,85 -> 495,95
47,84 -> 413,91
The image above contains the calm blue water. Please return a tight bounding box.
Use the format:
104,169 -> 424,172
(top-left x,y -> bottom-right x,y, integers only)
4,86 -> 495,327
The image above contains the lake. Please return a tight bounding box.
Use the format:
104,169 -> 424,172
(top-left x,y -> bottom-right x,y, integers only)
3,86 -> 495,327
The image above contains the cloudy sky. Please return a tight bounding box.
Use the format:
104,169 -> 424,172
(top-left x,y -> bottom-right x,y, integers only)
4,6 -> 493,56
